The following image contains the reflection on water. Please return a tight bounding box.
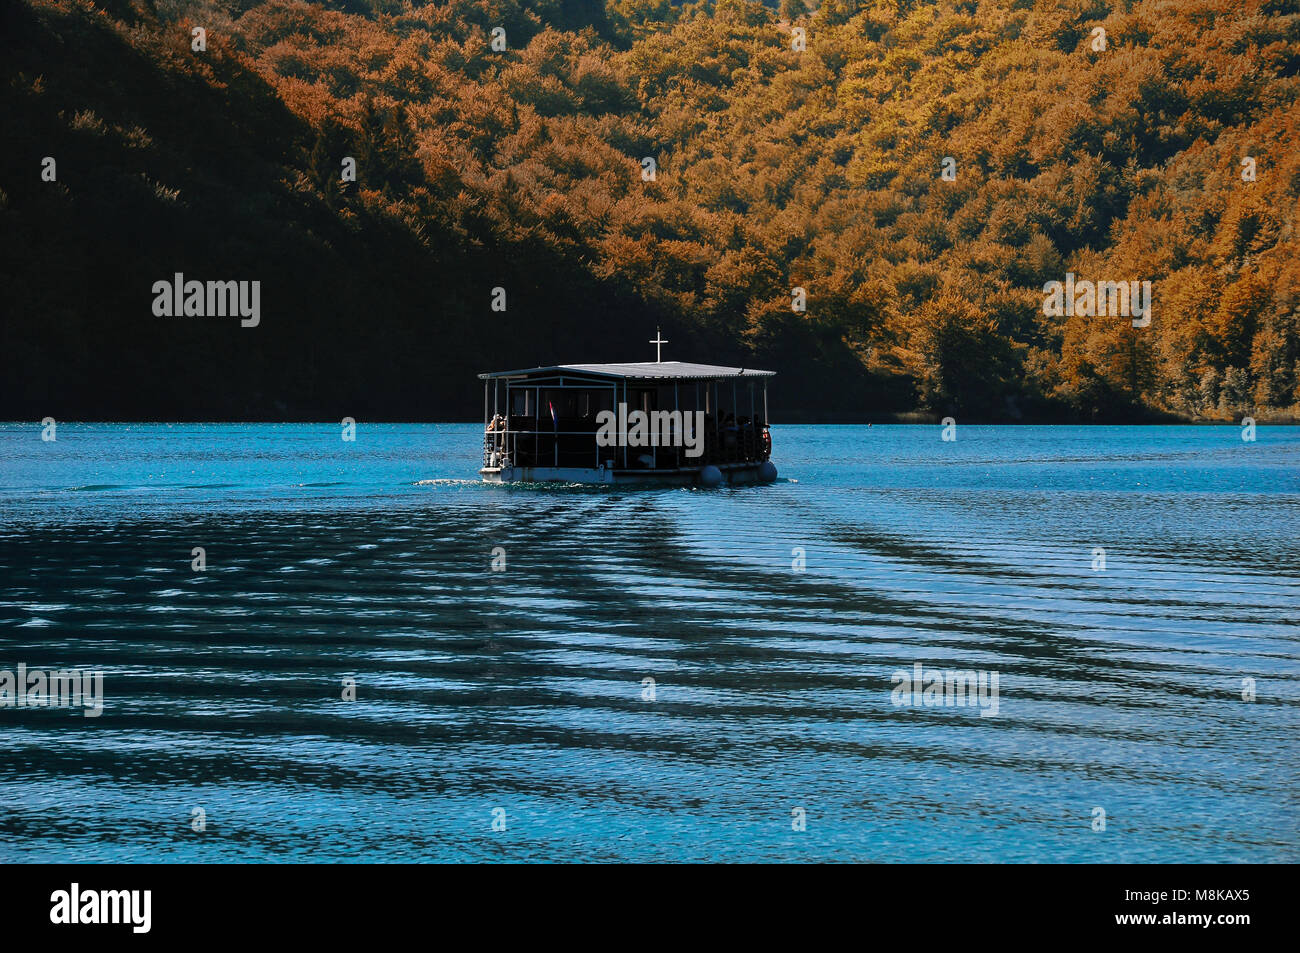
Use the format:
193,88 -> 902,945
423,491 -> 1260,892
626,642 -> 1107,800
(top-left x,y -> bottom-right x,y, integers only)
0,423 -> 1297,861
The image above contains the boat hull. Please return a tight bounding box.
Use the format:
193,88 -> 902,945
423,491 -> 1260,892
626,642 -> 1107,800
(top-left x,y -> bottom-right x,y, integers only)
479,461 -> 774,486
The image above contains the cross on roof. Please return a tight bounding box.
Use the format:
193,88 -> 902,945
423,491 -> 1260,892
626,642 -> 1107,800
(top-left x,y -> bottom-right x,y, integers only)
650,327 -> 668,363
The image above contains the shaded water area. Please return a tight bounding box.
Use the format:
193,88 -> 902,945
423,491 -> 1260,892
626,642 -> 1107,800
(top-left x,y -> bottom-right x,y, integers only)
0,423 -> 1297,862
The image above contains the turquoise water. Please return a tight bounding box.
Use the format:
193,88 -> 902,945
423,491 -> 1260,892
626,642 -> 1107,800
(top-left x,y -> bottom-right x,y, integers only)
0,423 -> 1297,862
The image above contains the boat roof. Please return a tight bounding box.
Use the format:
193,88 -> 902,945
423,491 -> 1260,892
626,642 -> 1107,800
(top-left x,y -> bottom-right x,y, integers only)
478,361 -> 775,381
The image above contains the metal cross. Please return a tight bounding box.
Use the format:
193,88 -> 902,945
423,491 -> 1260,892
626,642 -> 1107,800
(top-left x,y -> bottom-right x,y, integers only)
650,327 -> 668,363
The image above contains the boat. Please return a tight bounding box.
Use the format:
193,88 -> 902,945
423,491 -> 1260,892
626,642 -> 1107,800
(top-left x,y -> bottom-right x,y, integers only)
478,333 -> 777,486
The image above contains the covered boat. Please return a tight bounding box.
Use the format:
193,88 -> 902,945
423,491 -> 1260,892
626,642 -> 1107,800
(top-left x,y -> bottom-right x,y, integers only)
478,356 -> 777,486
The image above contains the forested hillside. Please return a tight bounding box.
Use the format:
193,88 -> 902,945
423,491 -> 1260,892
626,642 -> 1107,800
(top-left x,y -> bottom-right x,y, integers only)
2,0 -> 1297,420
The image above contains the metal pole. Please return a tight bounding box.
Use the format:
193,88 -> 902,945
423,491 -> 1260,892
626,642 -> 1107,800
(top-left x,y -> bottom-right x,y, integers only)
714,381 -> 720,462
749,381 -> 755,461
608,382 -> 616,468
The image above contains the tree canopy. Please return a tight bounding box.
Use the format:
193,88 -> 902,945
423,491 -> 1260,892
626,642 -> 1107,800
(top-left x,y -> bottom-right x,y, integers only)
2,0 -> 1296,421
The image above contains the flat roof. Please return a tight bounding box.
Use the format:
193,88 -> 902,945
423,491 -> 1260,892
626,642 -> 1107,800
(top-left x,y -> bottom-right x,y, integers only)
478,361 -> 775,381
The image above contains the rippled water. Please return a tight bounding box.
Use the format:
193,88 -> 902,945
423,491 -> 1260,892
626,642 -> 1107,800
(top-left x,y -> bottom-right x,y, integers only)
0,423 -> 1297,862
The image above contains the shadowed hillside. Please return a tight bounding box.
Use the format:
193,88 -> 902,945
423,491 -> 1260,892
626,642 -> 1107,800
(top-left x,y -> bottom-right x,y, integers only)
2,0 -> 1297,421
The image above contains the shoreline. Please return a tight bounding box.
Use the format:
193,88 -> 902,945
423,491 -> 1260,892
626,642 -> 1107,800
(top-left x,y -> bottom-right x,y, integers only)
4,416 -> 1298,426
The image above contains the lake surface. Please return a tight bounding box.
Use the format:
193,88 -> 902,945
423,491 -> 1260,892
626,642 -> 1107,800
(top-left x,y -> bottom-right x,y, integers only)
0,423 -> 1297,862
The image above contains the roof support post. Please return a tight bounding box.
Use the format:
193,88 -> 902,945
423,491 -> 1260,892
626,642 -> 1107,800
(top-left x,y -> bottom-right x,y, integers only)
675,382 -> 680,468
749,381 -> 755,461
713,381 -> 719,464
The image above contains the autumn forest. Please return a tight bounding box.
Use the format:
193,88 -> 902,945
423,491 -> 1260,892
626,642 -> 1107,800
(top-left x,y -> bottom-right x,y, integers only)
2,0 -> 1297,421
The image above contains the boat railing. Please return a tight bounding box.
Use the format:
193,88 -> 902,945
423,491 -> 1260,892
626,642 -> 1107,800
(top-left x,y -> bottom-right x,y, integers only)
483,421 -> 770,470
